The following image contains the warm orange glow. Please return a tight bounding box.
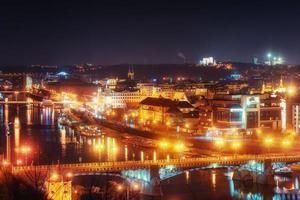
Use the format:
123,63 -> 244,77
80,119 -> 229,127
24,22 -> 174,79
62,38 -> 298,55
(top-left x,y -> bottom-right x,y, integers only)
132,183 -> 140,191
231,142 -> 241,150
263,136 -> 274,146
256,129 -> 262,135
50,173 -> 59,181
166,121 -> 171,127
287,85 -> 296,96
185,123 -> 190,129
94,144 -> 104,150
116,184 -> 124,192
281,139 -> 292,148
2,160 -> 9,166
174,142 -> 185,151
214,139 -> 225,148
159,140 -> 169,149
66,172 -> 73,178
16,159 -> 23,165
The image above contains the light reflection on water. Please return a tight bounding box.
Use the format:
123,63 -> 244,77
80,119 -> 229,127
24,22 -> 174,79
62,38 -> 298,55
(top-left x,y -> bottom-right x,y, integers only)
2,104 -> 300,199
0,104 -> 169,165
161,168 -> 300,200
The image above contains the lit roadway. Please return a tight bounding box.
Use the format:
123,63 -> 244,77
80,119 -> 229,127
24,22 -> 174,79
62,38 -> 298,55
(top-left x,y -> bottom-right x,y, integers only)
12,153 -> 300,175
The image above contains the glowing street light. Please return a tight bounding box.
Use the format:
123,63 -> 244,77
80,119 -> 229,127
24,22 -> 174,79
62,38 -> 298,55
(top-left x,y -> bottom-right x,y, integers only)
231,141 -> 241,156
281,139 -> 292,148
132,182 -> 140,191
66,172 -> 73,178
166,121 -> 171,128
174,142 -> 185,151
116,184 -> 124,192
214,139 -> 225,149
50,173 -> 59,181
263,136 -> 274,146
159,140 -> 169,149
2,160 -> 9,166
287,85 -> 296,96
263,136 -> 274,153
16,159 -> 23,165
256,129 -> 262,135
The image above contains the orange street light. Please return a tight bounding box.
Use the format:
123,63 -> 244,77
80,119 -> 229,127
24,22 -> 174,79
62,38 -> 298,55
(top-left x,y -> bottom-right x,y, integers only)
166,121 -> 171,127
287,85 -> 296,96
263,136 -> 274,147
16,159 -> 23,165
214,139 -> 225,148
256,129 -> 262,135
116,184 -> 124,192
231,141 -> 241,156
2,160 -> 9,166
281,139 -> 292,148
159,140 -> 169,149
132,182 -> 140,191
50,173 -> 59,181
174,142 -> 185,151
66,172 -> 73,178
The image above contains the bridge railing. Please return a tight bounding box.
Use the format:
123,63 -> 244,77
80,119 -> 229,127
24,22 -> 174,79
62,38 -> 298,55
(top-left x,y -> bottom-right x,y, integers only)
12,153 -> 300,174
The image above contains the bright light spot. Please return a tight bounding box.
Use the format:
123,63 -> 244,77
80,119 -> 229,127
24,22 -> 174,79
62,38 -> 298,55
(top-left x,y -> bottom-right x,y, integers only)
66,172 -> 73,178
51,173 -> 58,181
132,183 -> 140,191
16,159 -> 22,165
116,184 -> 124,192
264,136 -> 274,146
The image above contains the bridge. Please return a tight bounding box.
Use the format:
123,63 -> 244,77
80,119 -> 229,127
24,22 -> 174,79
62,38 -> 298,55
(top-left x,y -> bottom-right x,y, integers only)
10,154 -> 300,198
12,153 -> 300,176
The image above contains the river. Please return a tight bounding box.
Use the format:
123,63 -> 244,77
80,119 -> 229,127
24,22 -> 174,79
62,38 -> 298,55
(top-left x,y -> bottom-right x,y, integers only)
0,104 -> 299,200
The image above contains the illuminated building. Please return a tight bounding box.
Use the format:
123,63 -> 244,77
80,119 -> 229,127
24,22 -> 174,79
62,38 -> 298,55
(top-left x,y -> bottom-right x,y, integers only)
127,66 -> 134,80
98,89 -> 145,109
209,93 -> 283,130
199,57 -> 216,66
139,97 -> 198,131
292,103 -> 300,134
265,53 -> 284,65
213,81 -> 248,94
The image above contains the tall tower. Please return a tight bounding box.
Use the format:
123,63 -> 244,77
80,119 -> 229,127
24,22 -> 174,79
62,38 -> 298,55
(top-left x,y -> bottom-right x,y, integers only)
128,66 -> 134,80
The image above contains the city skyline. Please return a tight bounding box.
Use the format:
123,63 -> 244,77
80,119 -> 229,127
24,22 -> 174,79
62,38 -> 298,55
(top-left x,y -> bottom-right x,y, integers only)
1,0 -> 300,65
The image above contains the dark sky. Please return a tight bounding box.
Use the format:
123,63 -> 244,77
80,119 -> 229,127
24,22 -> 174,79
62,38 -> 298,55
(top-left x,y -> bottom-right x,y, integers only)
1,0 -> 300,65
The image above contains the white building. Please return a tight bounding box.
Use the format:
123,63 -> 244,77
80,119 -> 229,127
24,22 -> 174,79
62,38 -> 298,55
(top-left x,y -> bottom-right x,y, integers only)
292,103 -> 300,134
199,57 -> 216,66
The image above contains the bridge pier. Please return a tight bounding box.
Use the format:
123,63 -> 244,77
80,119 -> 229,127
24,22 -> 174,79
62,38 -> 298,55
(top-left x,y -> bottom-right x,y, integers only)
140,166 -> 162,200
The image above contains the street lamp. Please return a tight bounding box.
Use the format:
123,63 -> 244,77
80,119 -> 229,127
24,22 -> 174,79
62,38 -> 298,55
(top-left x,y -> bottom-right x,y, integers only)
231,141 -> 241,157
185,123 -> 190,133
16,159 -> 23,166
132,182 -> 140,191
263,136 -> 274,153
50,173 -> 59,181
214,139 -> 225,153
287,85 -> 296,96
116,184 -> 124,192
159,140 -> 169,159
19,146 -> 31,165
281,138 -> 292,148
66,172 -> 73,179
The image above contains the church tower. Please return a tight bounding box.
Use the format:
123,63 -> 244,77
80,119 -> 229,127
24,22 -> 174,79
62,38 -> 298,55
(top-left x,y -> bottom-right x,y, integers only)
128,66 -> 134,80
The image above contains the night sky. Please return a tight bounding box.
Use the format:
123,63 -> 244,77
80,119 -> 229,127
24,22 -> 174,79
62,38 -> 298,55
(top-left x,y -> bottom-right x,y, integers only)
1,0 -> 300,65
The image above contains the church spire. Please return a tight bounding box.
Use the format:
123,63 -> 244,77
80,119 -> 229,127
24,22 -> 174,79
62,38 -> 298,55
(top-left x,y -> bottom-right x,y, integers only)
128,66 -> 134,80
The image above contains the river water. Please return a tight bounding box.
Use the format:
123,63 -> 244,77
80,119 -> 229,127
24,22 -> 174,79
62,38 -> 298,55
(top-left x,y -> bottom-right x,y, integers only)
0,104 -> 299,199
